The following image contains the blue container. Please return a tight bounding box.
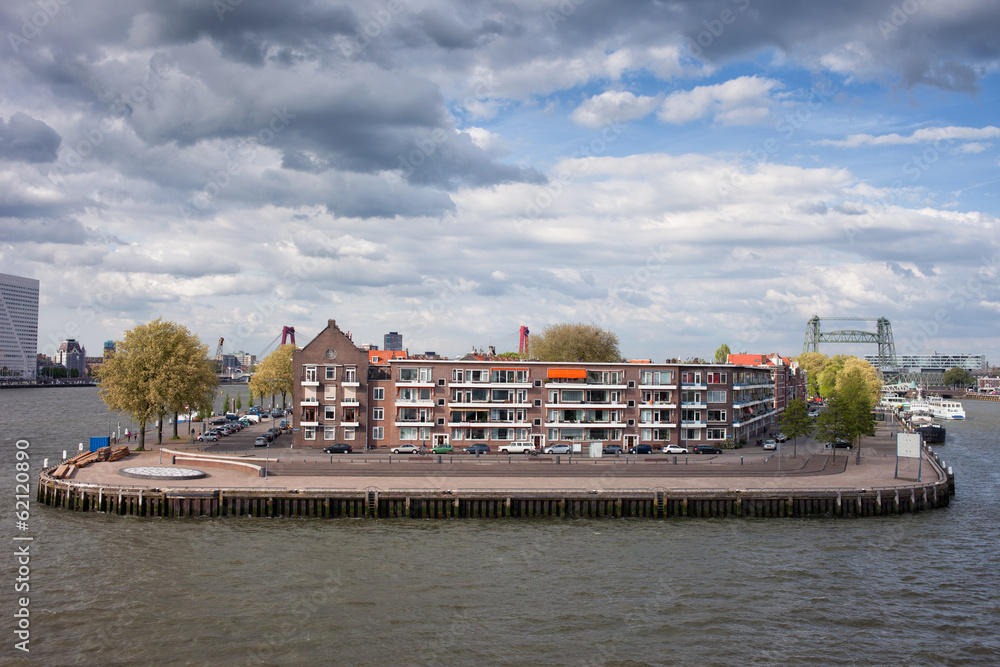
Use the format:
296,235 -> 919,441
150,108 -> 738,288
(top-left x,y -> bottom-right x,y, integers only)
89,436 -> 111,452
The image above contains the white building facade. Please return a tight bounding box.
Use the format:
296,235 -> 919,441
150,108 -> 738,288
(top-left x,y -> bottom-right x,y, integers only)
0,273 -> 39,379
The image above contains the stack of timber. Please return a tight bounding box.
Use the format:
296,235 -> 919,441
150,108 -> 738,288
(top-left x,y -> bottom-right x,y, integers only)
50,446 -> 130,478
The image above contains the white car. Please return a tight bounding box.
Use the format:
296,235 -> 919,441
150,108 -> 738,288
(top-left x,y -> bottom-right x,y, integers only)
196,433 -> 219,442
391,444 -> 421,454
775,433 -> 788,443
662,444 -> 688,454
763,439 -> 777,450
499,441 -> 537,454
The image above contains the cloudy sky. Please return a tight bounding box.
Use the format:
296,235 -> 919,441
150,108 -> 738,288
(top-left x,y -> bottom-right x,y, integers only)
2,0 -> 999,365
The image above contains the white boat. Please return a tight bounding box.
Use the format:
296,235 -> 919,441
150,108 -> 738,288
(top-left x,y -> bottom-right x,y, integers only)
924,396 -> 966,420
908,408 -> 933,426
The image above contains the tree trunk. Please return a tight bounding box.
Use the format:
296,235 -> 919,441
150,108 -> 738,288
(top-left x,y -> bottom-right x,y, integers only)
172,411 -> 180,439
137,419 -> 146,450
157,412 -> 165,445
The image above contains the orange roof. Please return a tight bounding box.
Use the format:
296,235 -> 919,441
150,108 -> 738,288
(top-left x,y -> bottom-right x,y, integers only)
369,350 -> 408,365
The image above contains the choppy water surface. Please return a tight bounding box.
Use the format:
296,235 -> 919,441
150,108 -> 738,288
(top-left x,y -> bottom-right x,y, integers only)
2,387 -> 999,665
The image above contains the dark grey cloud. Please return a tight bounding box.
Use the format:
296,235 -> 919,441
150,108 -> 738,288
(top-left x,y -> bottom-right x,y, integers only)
0,112 -> 61,163
0,217 -> 87,244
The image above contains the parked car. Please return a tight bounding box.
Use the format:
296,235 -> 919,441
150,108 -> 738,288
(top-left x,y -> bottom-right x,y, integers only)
499,442 -> 537,454
629,444 -> 653,455
253,437 -> 268,447
692,445 -> 723,454
391,444 -> 421,454
775,433 -> 788,443
196,433 -> 219,442
279,420 -> 289,429
542,444 -> 572,455
602,444 -> 623,455
662,444 -> 688,454
210,418 -> 227,425
464,444 -> 490,455
763,439 -> 777,450
830,441 -> 853,449
323,443 -> 353,454
431,444 -> 454,454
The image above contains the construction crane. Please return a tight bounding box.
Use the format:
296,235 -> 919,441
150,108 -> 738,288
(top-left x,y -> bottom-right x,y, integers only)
214,337 -> 224,371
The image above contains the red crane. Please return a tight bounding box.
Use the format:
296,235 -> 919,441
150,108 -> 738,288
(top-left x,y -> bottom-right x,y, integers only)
281,326 -> 295,346
519,326 -> 530,356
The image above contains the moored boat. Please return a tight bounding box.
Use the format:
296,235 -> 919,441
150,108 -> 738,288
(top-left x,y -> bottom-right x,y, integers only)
917,423 -> 946,443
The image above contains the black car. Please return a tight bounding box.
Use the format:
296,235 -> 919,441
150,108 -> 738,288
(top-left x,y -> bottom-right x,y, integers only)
692,445 -> 723,454
464,444 -> 490,455
831,441 -> 853,449
629,444 -> 653,455
603,444 -> 623,455
324,443 -> 353,454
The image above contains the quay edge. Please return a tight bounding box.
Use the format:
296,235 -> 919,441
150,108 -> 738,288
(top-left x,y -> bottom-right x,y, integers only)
36,468 -> 955,520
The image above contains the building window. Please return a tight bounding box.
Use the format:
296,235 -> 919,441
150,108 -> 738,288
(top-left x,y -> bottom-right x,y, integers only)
324,405 -> 336,420
453,369 -> 464,382
304,426 -> 316,440
706,372 -> 727,384
373,408 -> 384,421
706,428 -> 727,440
707,390 -> 726,403
373,387 -> 384,400
707,409 -> 727,422
344,367 -> 357,383
372,426 -> 384,440
324,426 -> 336,440
343,427 -> 355,440
325,366 -> 336,380
400,427 -> 418,440
305,366 -> 317,382
325,349 -> 337,359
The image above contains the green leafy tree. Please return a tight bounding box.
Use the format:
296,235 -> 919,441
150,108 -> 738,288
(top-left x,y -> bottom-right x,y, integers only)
530,323 -> 621,362
816,367 -> 877,460
817,354 -> 853,398
97,319 -> 217,450
223,392 -> 231,414
250,344 -> 295,410
236,394 -> 242,412
779,398 -> 814,457
714,343 -> 731,364
942,367 -> 974,388
794,352 -> 828,398
837,358 -> 882,405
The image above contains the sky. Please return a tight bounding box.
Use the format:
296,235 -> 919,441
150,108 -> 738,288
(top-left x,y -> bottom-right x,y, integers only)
1,0 -> 999,365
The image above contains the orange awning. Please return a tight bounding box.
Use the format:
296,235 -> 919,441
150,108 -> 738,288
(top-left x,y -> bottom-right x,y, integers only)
548,368 -> 587,379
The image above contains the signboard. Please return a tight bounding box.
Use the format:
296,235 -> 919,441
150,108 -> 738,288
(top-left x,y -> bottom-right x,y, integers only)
589,442 -> 602,458
896,433 -> 921,459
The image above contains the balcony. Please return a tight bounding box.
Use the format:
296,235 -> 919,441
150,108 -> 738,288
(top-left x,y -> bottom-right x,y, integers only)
300,397 -> 319,406
341,397 -> 359,405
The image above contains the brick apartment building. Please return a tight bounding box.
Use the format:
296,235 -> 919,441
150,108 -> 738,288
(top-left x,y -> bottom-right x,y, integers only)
292,320 -> 802,451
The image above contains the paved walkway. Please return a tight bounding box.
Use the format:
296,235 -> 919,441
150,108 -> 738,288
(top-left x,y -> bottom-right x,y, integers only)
60,424 -> 945,493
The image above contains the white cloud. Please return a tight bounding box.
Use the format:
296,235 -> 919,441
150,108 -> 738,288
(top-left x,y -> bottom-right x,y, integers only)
570,90 -> 662,128
817,125 -> 1000,148
658,76 -> 780,125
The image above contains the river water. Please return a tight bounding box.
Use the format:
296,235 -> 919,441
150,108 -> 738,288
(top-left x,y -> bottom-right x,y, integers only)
2,387 -> 999,666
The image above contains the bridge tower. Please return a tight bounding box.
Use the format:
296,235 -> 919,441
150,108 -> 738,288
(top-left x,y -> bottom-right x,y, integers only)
802,316 -> 899,378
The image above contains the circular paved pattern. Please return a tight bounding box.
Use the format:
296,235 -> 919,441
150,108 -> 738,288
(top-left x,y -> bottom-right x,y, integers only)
119,466 -> 208,480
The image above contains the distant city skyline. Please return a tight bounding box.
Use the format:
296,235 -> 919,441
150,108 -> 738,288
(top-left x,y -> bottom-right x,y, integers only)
2,1 -> 999,362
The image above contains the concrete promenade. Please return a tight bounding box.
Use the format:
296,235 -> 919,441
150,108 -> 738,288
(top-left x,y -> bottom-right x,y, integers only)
57,423 -> 947,494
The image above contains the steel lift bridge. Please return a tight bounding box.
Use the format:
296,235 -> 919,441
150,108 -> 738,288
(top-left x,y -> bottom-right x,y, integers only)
802,316 -> 901,381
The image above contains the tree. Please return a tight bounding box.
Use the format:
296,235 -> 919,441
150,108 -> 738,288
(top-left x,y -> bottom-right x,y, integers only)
942,367 -> 974,388
779,399 -> 814,457
250,344 -> 295,410
236,394 -> 243,412
837,358 -> 882,405
97,319 -> 217,451
817,354 -> 852,398
794,352 -> 828,398
714,343 -> 731,364
816,367 -> 877,460
530,323 -> 621,362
